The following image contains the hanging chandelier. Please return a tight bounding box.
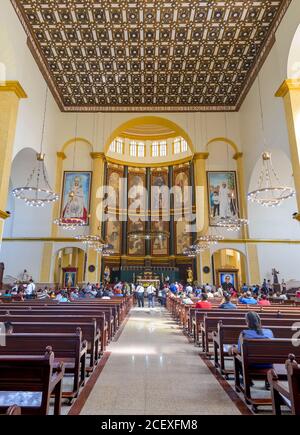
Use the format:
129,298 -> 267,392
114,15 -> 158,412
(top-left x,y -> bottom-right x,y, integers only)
195,233 -> 224,246
12,88 -> 58,208
75,235 -> 105,247
128,230 -> 170,241
216,193 -> 249,231
94,243 -> 114,257
247,60 -> 295,208
53,217 -> 85,231
183,242 -> 209,257
12,152 -> 59,207
248,152 -> 295,207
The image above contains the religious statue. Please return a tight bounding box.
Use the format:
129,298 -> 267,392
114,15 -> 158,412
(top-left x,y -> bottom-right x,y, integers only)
187,267 -> 193,284
272,268 -> 280,284
104,266 -> 111,283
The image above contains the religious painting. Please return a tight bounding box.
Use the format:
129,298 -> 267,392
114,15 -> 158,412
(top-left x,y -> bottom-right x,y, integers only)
173,167 -> 191,220
207,171 -> 239,226
63,269 -> 77,289
107,165 -> 124,210
219,271 -> 237,290
128,218 -> 145,256
61,171 -> 92,225
106,220 -> 121,254
175,219 -> 191,255
128,170 -> 147,210
151,221 -> 169,256
151,170 -> 169,212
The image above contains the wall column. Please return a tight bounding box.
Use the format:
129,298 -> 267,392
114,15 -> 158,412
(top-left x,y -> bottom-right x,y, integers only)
86,152 -> 106,283
276,79 -> 300,219
193,153 -> 209,282
246,243 -> 261,285
0,81 -> 27,244
233,152 -> 249,238
51,152 -> 66,237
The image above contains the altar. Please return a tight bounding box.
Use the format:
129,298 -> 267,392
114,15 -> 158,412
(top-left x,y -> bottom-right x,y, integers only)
136,270 -> 161,289
136,279 -> 160,289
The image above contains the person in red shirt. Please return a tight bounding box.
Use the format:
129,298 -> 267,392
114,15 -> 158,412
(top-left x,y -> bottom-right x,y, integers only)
258,294 -> 271,306
195,293 -> 212,309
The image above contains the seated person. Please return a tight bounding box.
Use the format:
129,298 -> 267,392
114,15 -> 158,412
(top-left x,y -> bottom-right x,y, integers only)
4,321 -> 13,334
239,290 -> 258,305
195,293 -> 212,309
258,294 -> 271,306
237,312 -> 274,371
1,289 -> 12,298
219,293 -> 237,310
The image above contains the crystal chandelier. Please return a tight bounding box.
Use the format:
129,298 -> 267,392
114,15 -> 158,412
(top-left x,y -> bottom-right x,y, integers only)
12,153 -> 59,207
196,232 -> 224,246
183,242 -> 209,257
94,243 -> 114,257
12,87 -> 59,207
53,217 -> 85,231
248,152 -> 295,207
128,230 -> 170,241
75,235 -> 105,247
247,59 -> 295,207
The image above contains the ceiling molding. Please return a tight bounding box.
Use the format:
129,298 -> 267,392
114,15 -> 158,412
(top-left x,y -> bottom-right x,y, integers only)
11,0 -> 292,112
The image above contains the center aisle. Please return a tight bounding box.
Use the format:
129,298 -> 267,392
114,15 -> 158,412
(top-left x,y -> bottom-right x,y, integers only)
80,306 -> 241,415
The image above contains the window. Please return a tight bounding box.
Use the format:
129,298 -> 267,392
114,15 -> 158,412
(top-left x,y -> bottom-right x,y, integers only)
137,142 -> 145,157
152,142 -> 159,157
174,138 -> 181,154
130,141 -> 137,157
130,141 -> 145,158
110,138 -> 123,154
152,141 -> 167,157
174,137 -> 188,154
160,141 -> 167,157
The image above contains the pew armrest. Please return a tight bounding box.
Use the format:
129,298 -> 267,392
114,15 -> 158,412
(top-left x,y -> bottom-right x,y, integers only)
80,340 -> 88,357
49,363 -> 65,392
268,369 -> 290,399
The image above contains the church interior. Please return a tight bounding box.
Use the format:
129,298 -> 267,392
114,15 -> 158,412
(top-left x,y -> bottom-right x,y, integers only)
1,0 -> 300,417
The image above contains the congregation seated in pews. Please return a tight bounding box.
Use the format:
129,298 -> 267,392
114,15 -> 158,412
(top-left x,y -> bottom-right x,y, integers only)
166,280 -> 300,414
0,286 -> 133,415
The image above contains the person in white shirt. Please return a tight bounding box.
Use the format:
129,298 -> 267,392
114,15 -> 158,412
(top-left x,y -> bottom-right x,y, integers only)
147,284 -> 156,308
24,279 -> 36,300
207,290 -> 214,299
136,284 -> 145,308
205,283 -> 212,292
185,284 -> 193,295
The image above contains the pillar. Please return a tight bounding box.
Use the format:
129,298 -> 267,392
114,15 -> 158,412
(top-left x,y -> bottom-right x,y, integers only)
0,81 -> 27,243
39,242 -> 53,284
276,79 -> 300,220
233,152 -> 249,238
246,243 -> 261,285
86,152 -> 106,283
193,153 -> 209,282
200,248 -> 212,285
193,152 -> 209,235
51,152 -> 67,237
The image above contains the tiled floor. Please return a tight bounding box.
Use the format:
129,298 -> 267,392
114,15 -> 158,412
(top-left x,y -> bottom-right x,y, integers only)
80,306 -> 241,415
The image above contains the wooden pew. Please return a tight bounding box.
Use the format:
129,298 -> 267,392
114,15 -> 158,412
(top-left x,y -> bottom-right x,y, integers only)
234,338 -> 300,412
0,313 -> 108,354
10,321 -> 100,371
268,354 -> 300,415
0,347 -> 64,415
213,322 -> 297,377
1,308 -> 113,340
0,330 -> 87,401
198,311 -> 300,351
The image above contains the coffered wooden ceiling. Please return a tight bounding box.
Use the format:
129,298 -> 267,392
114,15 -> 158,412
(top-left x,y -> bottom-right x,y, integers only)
12,0 -> 291,112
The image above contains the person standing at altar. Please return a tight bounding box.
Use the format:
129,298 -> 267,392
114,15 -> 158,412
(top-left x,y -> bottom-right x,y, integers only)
136,284 -> 145,308
147,283 -> 156,308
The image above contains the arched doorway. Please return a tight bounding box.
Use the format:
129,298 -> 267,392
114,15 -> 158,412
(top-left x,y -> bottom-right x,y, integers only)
212,248 -> 247,291
54,247 -> 86,287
